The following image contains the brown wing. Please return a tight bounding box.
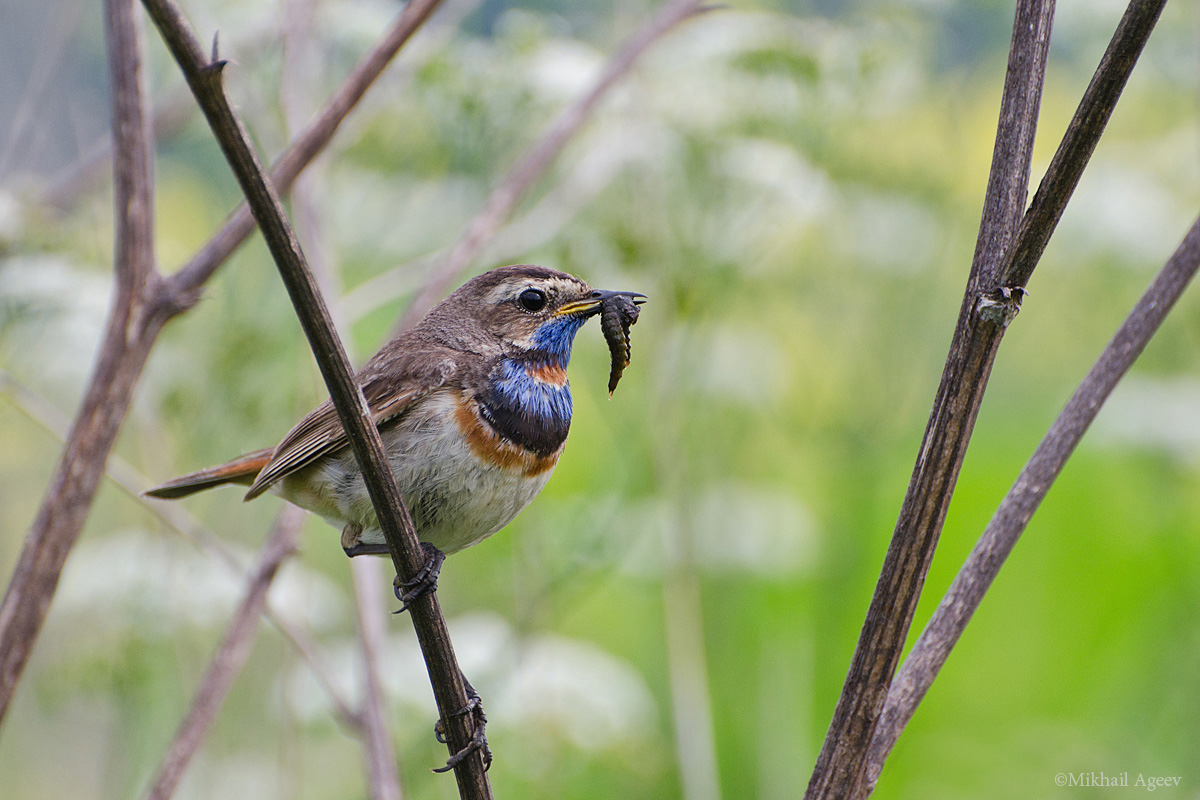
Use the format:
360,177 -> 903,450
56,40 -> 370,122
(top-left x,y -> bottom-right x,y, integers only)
244,344 -> 461,500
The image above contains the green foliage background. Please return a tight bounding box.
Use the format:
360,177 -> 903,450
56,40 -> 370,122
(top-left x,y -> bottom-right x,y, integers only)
2,1 -> 1199,798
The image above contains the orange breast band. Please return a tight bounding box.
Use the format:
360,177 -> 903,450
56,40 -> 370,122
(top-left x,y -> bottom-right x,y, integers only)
454,397 -> 561,477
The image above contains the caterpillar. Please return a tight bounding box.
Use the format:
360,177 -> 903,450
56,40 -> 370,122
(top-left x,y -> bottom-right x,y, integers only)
601,294 -> 641,396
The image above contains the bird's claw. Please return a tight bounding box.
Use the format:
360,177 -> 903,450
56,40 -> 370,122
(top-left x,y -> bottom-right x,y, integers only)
392,542 -> 446,614
432,687 -> 491,773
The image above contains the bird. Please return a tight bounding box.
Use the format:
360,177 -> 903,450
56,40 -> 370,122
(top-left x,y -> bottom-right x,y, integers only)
147,264 -> 645,584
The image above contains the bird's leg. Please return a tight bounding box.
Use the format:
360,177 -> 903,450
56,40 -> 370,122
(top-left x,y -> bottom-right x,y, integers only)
342,523 -> 390,557
392,541 -> 446,614
344,542 -> 391,557
432,674 -> 491,773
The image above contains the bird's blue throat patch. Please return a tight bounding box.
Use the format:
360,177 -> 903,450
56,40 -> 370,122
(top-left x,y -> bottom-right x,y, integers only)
530,314 -> 589,359
480,346 -> 576,457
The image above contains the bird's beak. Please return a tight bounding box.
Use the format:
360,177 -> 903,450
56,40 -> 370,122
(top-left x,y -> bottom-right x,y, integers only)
557,289 -> 648,318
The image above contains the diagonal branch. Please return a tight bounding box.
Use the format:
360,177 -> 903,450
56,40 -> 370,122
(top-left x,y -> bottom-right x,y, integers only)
0,0 -> 160,726
865,210 -> 1200,791
0,0 -> 440,736
397,0 -> 712,330
167,0 -> 444,299
341,134 -> 629,322
143,505 -> 307,800
138,1 -> 491,795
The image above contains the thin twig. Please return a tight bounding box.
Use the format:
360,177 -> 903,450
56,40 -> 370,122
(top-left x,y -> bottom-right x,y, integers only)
1001,0 -> 1169,290
0,0 -> 160,725
804,1 -> 1056,795
397,0 -> 712,330
0,368 -> 363,731
139,2 -> 491,794
143,504 -> 307,800
865,211 -> 1200,791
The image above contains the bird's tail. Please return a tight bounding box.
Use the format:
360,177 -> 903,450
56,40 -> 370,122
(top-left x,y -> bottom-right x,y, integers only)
145,447 -> 275,499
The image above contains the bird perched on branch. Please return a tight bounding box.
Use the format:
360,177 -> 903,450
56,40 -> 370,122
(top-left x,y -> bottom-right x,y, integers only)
147,265 -> 644,597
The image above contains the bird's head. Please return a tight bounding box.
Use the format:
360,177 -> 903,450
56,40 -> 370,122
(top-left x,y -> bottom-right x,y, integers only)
428,265 -> 644,362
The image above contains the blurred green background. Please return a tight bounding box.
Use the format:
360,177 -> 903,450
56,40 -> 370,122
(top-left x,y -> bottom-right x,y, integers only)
2,0 -> 1199,798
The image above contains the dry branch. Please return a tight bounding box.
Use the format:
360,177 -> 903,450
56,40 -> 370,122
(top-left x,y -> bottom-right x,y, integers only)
279,7 -> 405,787
138,1 -> 490,794
351,557 -> 405,800
864,210 -> 1200,792
999,0 -> 1168,289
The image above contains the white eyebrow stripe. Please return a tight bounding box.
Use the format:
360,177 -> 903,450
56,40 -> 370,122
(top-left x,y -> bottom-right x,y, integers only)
484,276 -> 590,305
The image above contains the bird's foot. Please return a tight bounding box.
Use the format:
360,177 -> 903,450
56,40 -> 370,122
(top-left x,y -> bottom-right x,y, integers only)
392,542 -> 446,614
432,679 -> 491,773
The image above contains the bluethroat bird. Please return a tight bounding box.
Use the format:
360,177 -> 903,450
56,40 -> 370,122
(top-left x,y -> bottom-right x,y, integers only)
147,265 -> 645,582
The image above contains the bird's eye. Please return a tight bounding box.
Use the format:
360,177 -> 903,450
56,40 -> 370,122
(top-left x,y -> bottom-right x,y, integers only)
518,288 -> 547,312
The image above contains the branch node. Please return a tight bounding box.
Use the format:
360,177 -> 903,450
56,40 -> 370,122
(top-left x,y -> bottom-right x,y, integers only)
147,273 -> 200,318
975,285 -> 1026,328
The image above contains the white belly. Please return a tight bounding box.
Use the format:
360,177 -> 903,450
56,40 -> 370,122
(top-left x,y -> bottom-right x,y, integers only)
278,392 -> 557,554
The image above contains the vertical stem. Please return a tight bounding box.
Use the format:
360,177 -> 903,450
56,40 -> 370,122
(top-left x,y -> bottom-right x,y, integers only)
1000,0 -> 1168,289
804,1 -> 1056,796
651,336 -> 722,800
